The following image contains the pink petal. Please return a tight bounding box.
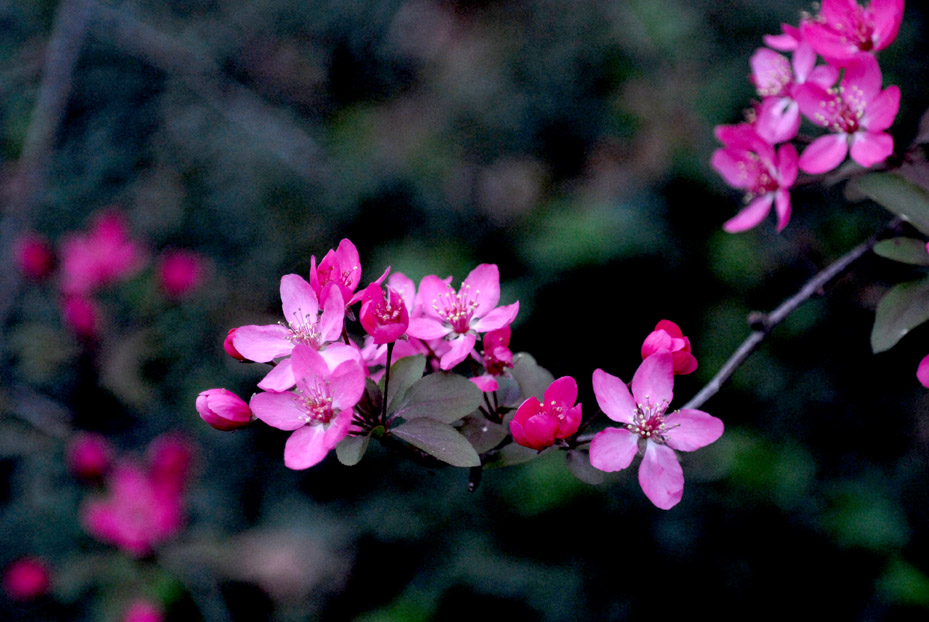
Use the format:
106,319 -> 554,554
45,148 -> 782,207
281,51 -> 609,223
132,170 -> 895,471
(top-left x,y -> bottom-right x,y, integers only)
543,376 -> 578,408
250,391 -> 305,431
592,368 -> 636,424
777,143 -> 799,187
671,351 -> 698,375
842,53 -> 882,102
589,427 -> 639,472
631,352 -> 674,409
417,275 -> 456,321
522,413 -> 558,449
387,272 -> 417,312
862,86 -> 900,133
283,425 -> 330,470
799,133 -> 849,174
794,83 -> 839,128
750,48 -> 792,97
319,342 -> 363,369
791,42 -> 817,83
291,345 -> 331,392
462,264 -> 501,319
558,403 -> 582,439
805,64 -> 839,89
756,97 -> 800,145
232,324 -> 294,363
318,283 -> 346,343
257,358 -> 296,392
471,375 -> 499,393
471,301 -> 519,333
407,317 -> 452,340
639,441 -> 684,510
800,22 -> 859,60
664,409 -> 725,452
850,131 -> 893,168
439,333 -> 477,370
280,274 -> 319,328
774,189 -> 792,232
723,194 -> 774,233
712,149 -> 755,190
654,319 -> 683,338
870,0 -> 904,51
328,359 -> 365,412
641,330 -> 674,359
917,353 -> 929,388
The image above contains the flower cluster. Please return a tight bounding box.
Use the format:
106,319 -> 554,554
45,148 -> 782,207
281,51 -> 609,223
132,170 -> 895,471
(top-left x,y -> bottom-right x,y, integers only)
204,239 -> 522,470
713,0 -> 903,232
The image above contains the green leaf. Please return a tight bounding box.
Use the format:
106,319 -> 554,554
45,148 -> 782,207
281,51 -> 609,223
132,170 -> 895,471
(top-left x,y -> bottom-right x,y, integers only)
873,237 -> 929,266
853,173 -> 929,236
871,277 -> 929,353
511,352 -> 554,402
482,442 -> 544,468
392,373 -> 483,424
565,450 -> 604,485
336,433 -> 371,466
381,354 -> 426,413
390,418 -> 480,467
459,414 -> 509,454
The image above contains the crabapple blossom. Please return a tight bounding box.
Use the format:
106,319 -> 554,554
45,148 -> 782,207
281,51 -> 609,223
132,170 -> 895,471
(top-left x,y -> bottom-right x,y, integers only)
196,388 -> 254,431
712,123 -> 798,232
510,376 -> 582,450
589,353 -> 724,510
641,320 -> 697,375
406,264 -> 519,370
249,345 -> 365,470
61,295 -> 100,338
157,249 -> 207,299
795,53 -> 899,173
801,0 -> 904,62
60,209 -> 144,296
471,327 -> 514,392
359,282 -> 409,344
309,238 -> 365,307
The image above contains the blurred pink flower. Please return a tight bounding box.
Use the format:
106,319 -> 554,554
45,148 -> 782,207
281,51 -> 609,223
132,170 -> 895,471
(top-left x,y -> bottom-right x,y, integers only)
918,353 -> 929,388
14,234 -> 55,281
589,353 -> 724,510
61,295 -> 100,338
196,388 -> 254,431
60,210 -> 145,296
510,376 -> 582,450
157,249 -> 207,299
67,433 -> 113,479
796,53 -> 899,173
3,557 -> 50,601
641,320 -> 697,375
801,0 -> 904,61
123,599 -> 164,622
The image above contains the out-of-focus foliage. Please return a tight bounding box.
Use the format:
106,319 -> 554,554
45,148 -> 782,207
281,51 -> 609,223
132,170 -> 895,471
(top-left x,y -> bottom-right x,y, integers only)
3,0 -> 929,620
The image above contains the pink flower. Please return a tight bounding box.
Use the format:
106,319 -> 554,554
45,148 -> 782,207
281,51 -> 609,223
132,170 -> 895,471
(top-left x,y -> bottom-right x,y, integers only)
796,53 -> 899,173
510,376 -> 582,450
712,124 -> 798,232
67,433 -> 113,479
249,345 -> 365,470
123,599 -> 164,622
406,264 -> 519,370
309,239 -> 363,307
641,320 -> 697,375
14,234 -> 55,281
3,557 -> 50,601
589,353 -> 724,510
61,295 -> 100,338
359,282 -> 410,344
157,249 -> 207,299
196,388 -> 254,431
918,353 -> 929,388
801,0 -> 904,61
471,327 -> 514,392
60,210 -> 144,296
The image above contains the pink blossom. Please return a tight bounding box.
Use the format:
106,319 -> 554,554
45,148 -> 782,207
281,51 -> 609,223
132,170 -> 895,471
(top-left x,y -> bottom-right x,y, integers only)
196,388 -> 254,431
510,376 -> 582,450
157,249 -> 207,299
61,295 -> 100,338
249,345 -> 365,470
406,264 -> 519,370
309,239 -> 363,307
471,327 -> 514,392
123,599 -> 164,622
359,282 -> 410,344
3,557 -> 50,601
712,123 -> 798,232
918,353 -> 929,388
14,234 -> 55,281
147,434 -> 194,495
641,320 -> 697,375
801,0 -> 904,61
589,353 -> 724,510
796,53 -> 899,173
67,433 -> 113,479
60,210 -> 144,296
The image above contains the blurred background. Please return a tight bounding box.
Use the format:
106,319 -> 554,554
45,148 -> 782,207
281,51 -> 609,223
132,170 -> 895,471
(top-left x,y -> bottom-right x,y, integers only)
3,0 -> 929,619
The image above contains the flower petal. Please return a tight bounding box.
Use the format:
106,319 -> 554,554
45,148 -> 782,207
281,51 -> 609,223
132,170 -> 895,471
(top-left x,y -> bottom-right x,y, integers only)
471,301 -> 519,333
589,427 -> 639,472
665,409 -> 725,451
799,133 -> 848,174
850,131 -> 893,168
723,194 -> 774,233
631,352 -> 674,409
283,425 -> 330,470
232,324 -> 294,363
439,332 -> 477,370
280,274 -> 319,329
257,358 -> 295,392
462,263 -> 501,319
862,86 -> 900,133
774,189 -> 792,233
917,353 -> 929,388
250,391 -> 305,431
592,368 -> 636,424
639,442 -> 684,510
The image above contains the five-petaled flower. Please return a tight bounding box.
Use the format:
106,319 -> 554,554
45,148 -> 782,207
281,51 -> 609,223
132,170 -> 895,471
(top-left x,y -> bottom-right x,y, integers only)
589,353 -> 724,510
801,0 -> 905,62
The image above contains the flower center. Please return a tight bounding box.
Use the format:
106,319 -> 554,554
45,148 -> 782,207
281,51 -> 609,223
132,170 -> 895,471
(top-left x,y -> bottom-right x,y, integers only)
626,398 -> 671,443
433,284 -> 480,334
815,85 -> 865,134
297,379 -> 334,424
285,308 -> 323,348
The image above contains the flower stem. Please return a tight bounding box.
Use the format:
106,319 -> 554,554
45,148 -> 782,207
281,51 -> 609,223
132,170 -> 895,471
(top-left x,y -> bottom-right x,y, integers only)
381,341 -> 395,425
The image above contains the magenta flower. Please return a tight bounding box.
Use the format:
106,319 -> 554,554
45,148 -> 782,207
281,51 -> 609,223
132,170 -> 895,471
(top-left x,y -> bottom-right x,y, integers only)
796,53 -> 899,173
14,234 -> 55,281
3,558 -> 50,602
801,0 -> 904,61
918,353 -> 929,388
510,376 -> 582,450
641,320 -> 697,375
196,388 -> 254,431
223,327 -> 246,360
712,123 -> 798,232
359,282 -> 410,344
67,433 -> 113,479
471,327 -> 514,392
123,599 -> 164,622
60,209 -> 145,296
61,295 -> 100,338
406,264 -> 519,370
249,345 -> 365,470
309,239 -> 363,307
589,353 -> 724,510
157,249 -> 207,299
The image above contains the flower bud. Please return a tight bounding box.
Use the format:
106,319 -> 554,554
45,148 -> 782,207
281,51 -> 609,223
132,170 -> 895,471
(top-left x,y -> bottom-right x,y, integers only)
67,433 -> 113,479
223,328 -> 247,361
641,319 -> 697,375
3,557 -> 50,601
14,234 -> 55,281
196,389 -> 253,431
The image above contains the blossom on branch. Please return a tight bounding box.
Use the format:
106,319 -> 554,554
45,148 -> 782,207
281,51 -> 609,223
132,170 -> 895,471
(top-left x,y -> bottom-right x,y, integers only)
510,376 -> 582,450
800,0 -> 905,62
641,320 -> 697,375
